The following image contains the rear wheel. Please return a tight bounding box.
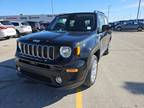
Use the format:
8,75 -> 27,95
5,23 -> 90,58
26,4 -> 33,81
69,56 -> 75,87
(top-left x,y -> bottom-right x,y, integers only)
84,55 -> 98,87
137,27 -> 142,32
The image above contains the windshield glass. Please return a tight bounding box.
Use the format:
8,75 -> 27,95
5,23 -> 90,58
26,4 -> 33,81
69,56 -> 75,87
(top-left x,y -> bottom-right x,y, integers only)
21,22 -> 29,26
49,14 -> 96,32
0,21 -> 13,25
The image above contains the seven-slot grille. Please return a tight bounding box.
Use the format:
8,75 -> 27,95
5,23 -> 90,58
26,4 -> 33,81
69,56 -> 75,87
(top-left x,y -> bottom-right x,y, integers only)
19,43 -> 55,60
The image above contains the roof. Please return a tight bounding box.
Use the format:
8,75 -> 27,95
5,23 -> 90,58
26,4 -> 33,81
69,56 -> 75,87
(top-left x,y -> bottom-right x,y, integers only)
0,19 -> 5,21
57,11 -> 104,16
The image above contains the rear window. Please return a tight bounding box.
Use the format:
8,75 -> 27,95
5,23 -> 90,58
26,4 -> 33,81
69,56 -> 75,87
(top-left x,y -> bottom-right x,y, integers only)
0,21 -> 13,25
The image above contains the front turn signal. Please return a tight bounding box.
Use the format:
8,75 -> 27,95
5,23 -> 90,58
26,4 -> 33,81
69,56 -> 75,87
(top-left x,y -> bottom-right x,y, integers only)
66,68 -> 79,73
75,46 -> 81,56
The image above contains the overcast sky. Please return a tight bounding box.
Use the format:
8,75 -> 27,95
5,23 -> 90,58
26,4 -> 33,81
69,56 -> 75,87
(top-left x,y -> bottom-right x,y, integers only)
0,0 -> 143,21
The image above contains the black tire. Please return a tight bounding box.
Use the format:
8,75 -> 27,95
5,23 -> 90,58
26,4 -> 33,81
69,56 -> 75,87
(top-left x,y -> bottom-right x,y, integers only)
5,36 -> 10,39
117,27 -> 121,31
84,55 -> 98,87
16,30 -> 21,37
137,27 -> 142,32
103,47 -> 109,55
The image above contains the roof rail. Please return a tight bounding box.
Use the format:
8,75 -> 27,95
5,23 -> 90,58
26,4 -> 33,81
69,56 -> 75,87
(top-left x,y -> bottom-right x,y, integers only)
94,10 -> 104,14
94,10 -> 97,13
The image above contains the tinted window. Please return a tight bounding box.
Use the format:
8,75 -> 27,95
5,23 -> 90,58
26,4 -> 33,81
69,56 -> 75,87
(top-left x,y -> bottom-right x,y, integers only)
0,21 -> 13,25
26,22 -> 35,26
21,22 -> 29,25
134,22 -> 138,24
12,22 -> 19,26
126,22 -> 134,25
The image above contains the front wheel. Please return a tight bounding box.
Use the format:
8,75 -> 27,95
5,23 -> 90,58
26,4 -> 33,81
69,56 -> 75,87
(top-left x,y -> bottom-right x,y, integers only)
16,30 -> 21,37
117,27 -> 122,31
103,47 -> 109,55
5,36 -> 10,39
84,55 -> 98,87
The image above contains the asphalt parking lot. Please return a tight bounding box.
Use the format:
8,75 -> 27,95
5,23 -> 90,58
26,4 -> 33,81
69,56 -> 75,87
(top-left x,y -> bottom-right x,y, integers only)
0,32 -> 144,108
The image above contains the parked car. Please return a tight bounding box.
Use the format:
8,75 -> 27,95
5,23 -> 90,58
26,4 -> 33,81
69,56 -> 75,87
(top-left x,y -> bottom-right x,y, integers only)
0,20 -> 17,39
115,21 -> 144,31
139,19 -> 144,24
113,21 -> 128,30
25,21 -> 41,32
15,11 -> 112,89
11,21 -> 32,36
39,21 -> 50,30
109,22 -> 115,30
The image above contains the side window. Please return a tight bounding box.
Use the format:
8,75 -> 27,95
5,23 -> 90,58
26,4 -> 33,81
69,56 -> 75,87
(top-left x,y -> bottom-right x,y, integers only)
127,22 -> 133,25
98,14 -> 105,33
134,22 -> 138,24
123,22 -> 127,24
12,22 -> 19,26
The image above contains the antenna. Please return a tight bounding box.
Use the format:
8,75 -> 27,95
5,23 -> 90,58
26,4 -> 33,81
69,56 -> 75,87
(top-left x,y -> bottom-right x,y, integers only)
51,0 -> 54,17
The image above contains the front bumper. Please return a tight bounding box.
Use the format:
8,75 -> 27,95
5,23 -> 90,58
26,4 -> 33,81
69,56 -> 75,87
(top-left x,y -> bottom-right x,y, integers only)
16,57 -> 88,89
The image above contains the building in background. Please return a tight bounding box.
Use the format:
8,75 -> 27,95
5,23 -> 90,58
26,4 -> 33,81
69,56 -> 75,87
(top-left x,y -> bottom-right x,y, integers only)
0,14 -> 56,22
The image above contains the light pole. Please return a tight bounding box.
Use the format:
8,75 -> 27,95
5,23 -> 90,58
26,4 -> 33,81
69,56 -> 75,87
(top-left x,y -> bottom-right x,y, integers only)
136,0 -> 142,21
51,0 -> 54,17
108,5 -> 111,22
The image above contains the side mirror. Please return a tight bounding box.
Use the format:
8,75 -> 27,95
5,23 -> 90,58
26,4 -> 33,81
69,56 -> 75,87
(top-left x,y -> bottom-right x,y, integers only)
102,25 -> 110,32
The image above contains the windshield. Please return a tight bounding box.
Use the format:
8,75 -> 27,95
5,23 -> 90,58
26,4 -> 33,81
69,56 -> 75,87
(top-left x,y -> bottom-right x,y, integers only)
0,21 -> 13,25
49,14 -> 96,32
21,22 -> 29,26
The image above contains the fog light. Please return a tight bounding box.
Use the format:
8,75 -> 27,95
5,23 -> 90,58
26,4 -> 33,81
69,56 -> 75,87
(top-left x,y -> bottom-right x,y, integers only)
56,76 -> 62,84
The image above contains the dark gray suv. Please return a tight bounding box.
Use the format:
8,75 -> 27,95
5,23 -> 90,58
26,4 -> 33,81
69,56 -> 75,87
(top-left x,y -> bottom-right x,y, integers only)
115,21 -> 144,31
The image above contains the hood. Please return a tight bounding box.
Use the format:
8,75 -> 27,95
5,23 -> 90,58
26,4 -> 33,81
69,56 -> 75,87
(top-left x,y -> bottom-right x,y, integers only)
19,31 -> 96,45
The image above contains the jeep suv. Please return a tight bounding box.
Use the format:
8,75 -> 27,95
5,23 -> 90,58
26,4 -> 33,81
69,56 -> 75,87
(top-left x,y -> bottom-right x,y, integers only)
15,11 -> 112,89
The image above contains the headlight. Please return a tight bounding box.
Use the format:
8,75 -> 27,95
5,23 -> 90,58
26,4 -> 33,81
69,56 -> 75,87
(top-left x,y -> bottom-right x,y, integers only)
60,46 -> 72,58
